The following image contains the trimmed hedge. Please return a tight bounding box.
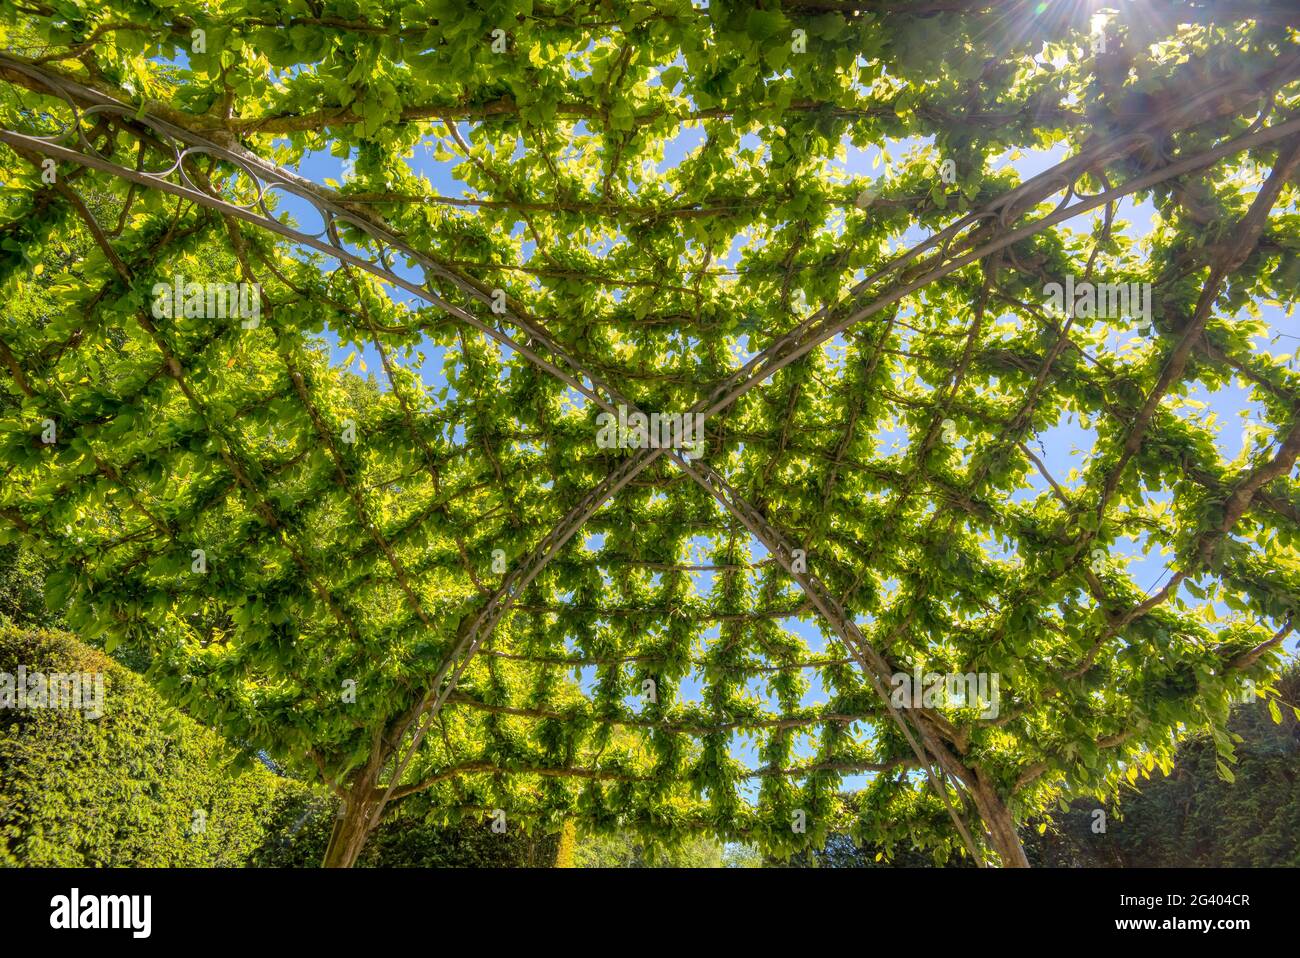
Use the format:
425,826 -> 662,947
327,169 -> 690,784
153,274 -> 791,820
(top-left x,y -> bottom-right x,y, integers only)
0,626 -> 559,867
1,626 -> 308,866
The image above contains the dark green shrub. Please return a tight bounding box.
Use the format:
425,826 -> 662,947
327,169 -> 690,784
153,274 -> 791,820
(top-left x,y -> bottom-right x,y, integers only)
1028,665 -> 1300,868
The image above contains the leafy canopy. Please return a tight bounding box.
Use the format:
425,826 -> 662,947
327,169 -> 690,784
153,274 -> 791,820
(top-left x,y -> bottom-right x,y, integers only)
0,0 -> 1298,863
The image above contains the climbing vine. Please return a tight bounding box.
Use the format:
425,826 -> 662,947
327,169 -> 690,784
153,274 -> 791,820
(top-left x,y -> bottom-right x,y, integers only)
0,0 -> 1297,867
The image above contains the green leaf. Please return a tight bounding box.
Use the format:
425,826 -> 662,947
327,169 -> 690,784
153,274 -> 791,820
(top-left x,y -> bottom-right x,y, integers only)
745,9 -> 785,41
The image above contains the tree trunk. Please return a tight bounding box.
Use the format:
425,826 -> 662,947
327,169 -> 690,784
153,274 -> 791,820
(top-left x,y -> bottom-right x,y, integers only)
321,764 -> 384,868
969,775 -> 1029,867
917,721 -> 1030,867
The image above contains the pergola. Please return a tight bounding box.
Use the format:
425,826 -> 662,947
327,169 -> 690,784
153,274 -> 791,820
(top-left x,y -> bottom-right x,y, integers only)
1,1 -> 1297,867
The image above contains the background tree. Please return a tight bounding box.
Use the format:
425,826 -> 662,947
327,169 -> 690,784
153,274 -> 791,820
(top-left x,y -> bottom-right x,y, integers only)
573,830 -> 727,868
0,542 -> 58,629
